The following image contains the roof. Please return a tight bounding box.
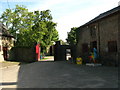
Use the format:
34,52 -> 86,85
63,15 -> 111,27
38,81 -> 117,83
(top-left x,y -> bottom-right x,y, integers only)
79,6 -> 120,28
0,23 -> 14,38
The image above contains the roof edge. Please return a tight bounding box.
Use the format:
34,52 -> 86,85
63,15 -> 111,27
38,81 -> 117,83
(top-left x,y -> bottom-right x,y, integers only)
79,6 -> 120,28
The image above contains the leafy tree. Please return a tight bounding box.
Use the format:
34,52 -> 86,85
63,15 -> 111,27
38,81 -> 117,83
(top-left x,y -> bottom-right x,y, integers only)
32,10 -> 59,53
66,27 -> 77,45
0,5 -> 59,54
42,21 -> 59,53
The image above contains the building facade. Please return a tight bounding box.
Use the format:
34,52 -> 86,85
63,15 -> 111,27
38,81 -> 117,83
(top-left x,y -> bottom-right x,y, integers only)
0,23 -> 14,61
76,6 -> 120,66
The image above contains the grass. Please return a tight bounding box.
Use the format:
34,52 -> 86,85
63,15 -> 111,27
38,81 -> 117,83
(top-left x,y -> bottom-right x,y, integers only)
40,56 -> 54,61
40,57 -> 49,60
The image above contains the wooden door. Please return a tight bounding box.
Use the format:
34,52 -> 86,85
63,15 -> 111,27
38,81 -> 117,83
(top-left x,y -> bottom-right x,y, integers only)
3,47 -> 8,60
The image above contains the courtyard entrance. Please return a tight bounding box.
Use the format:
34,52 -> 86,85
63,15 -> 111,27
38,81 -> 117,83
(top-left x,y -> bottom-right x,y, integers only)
54,41 -> 76,62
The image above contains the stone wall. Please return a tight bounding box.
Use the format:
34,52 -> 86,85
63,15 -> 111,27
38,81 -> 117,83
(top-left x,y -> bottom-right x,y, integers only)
76,13 -> 119,66
99,14 -> 118,66
8,47 -> 36,62
2,36 -> 14,50
118,10 -> 120,65
76,27 -> 91,55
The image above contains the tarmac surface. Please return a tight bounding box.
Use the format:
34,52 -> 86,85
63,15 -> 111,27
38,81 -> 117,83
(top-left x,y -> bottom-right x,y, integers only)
1,59 -> 118,88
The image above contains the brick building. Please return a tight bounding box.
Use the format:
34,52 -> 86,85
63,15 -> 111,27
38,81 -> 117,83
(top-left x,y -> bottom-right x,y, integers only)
76,6 -> 120,66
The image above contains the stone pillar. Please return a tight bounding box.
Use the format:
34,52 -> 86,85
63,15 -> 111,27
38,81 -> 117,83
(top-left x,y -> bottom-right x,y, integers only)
54,41 -> 61,61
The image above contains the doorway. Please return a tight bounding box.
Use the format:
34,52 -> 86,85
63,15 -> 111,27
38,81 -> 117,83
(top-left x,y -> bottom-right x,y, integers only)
66,49 -> 71,60
3,47 -> 8,60
54,41 -> 71,61
90,41 -> 97,51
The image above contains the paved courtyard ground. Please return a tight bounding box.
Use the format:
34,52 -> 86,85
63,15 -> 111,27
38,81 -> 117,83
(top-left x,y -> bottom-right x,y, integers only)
1,59 -> 118,88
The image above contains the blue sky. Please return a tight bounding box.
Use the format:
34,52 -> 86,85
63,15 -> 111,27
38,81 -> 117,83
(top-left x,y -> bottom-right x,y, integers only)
0,0 -> 119,41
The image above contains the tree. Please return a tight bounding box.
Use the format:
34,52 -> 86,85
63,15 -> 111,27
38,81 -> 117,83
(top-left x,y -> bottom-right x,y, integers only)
33,10 -> 59,53
0,5 -> 59,54
66,27 -> 77,45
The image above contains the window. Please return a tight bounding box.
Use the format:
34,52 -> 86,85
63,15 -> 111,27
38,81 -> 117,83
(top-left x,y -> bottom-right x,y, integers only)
90,25 -> 96,37
108,41 -> 117,52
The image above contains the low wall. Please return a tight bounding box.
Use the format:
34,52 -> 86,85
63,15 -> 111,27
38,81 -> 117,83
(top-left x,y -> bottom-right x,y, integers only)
8,47 -> 36,62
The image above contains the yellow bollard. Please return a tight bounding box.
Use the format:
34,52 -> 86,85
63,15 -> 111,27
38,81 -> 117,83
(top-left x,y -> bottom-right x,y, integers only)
76,57 -> 82,64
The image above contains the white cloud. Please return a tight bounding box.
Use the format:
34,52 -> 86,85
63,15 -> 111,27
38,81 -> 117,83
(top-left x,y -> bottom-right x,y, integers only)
27,0 -> 119,41
55,0 -> 119,41
1,0 -> 119,41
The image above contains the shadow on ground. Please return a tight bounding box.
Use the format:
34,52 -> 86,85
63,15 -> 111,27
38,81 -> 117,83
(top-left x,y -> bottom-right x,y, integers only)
16,61 -> 118,88
1,59 -> 118,89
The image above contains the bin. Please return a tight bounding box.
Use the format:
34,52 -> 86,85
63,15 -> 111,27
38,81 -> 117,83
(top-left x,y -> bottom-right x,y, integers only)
76,57 -> 82,64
